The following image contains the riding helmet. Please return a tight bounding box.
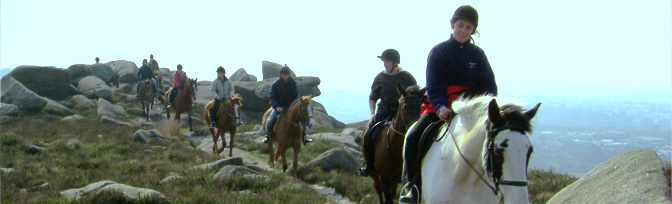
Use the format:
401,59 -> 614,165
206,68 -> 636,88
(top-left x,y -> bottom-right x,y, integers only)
216,66 -> 225,74
279,64 -> 291,75
377,49 -> 400,64
177,64 -> 183,70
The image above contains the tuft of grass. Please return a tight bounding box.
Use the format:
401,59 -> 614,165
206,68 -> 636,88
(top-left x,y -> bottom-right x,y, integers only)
157,120 -> 182,140
308,126 -> 344,134
527,168 -> 578,204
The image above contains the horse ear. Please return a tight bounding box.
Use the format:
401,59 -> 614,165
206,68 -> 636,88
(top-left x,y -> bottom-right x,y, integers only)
397,83 -> 408,96
488,99 -> 505,127
524,103 -> 541,120
419,87 -> 426,96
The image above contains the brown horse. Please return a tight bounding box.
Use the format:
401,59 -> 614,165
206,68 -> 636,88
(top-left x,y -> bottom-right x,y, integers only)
203,94 -> 244,157
163,78 -> 197,131
261,95 -> 313,174
138,79 -> 154,121
363,85 -> 424,204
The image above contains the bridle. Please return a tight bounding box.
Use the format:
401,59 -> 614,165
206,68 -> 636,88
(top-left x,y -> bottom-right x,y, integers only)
447,119 -> 531,204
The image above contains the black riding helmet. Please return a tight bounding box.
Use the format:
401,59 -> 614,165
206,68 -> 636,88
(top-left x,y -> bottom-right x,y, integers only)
279,64 -> 291,75
451,5 -> 479,34
216,66 -> 225,74
377,49 -> 400,64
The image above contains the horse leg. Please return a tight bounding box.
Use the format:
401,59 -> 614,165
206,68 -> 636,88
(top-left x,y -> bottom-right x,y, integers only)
166,108 -> 171,120
217,129 -> 225,153
382,177 -> 397,204
268,143 -> 275,169
211,129 -> 218,153
229,130 -> 235,157
188,111 -> 193,132
280,147 -> 288,173
370,171 -> 384,204
292,143 -> 300,176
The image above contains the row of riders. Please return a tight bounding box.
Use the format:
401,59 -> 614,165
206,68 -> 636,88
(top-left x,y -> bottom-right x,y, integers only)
132,5 -> 541,203
358,5 -> 539,204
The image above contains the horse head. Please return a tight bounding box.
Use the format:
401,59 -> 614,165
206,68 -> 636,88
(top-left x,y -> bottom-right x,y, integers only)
185,78 -> 197,101
229,94 -> 244,126
299,95 -> 314,126
483,99 -> 540,203
396,84 -> 425,126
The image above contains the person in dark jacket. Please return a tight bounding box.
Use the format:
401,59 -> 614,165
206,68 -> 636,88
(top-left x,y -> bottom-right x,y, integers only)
263,65 -> 312,145
399,5 -> 497,204
358,49 -> 417,176
136,59 -> 159,97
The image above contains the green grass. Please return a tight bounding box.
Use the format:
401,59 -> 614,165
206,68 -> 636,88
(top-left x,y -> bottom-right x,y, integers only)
0,111 -> 328,203
1,107 -> 577,203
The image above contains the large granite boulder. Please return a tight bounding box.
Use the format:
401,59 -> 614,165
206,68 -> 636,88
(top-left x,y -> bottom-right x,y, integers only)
8,66 -> 78,100
296,77 -> 321,97
106,60 -> 138,84
77,76 -> 112,100
547,149 -> 670,204
71,95 -> 96,109
192,157 -> 244,171
68,64 -> 115,84
1,76 -> 48,112
158,68 -> 173,91
43,98 -> 73,116
0,103 -> 19,116
262,60 -> 296,80
230,68 -> 257,82
60,180 -> 169,202
97,98 -> 127,118
132,129 -> 168,143
306,148 -> 361,173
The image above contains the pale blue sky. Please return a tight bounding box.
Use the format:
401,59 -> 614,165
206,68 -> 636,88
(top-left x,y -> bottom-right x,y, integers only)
2,1 -> 671,99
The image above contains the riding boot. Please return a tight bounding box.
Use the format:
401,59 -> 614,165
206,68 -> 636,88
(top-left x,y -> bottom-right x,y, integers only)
358,127 -> 374,176
263,133 -> 272,143
399,183 -> 420,204
209,105 -> 217,129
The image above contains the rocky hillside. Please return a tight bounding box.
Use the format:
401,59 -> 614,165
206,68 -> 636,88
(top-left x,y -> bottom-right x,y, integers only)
1,60 -> 345,129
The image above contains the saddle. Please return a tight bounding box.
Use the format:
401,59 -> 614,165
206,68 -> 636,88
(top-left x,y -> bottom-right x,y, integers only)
416,119 -> 448,166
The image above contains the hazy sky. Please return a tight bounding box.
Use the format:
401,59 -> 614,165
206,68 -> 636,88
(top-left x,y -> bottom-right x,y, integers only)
2,1 -> 671,98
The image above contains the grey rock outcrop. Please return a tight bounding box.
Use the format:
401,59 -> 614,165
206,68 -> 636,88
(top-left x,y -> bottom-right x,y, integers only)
77,76 -> 112,100
68,64 -> 115,84
101,116 -> 136,127
1,76 -> 48,112
230,68 -> 257,82
96,98 -> 127,118
7,66 -> 78,100
262,60 -> 296,80
132,129 -> 169,143
106,60 -> 138,84
159,175 -> 183,185
306,148 -> 361,173
192,157 -> 244,171
72,95 -> 96,109
43,98 -> 73,116
27,145 -> 47,154
60,180 -> 168,202
62,115 -> 84,121
547,149 -> 670,204
213,165 -> 258,180
0,103 -> 19,116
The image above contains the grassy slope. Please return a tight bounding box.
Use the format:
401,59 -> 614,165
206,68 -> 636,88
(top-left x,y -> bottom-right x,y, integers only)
1,102 -> 576,203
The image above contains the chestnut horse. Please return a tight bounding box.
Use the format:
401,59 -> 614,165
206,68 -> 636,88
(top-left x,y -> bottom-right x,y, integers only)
138,79 -> 154,121
261,96 -> 313,174
203,94 -> 244,157
163,78 -> 197,131
363,85 -> 424,204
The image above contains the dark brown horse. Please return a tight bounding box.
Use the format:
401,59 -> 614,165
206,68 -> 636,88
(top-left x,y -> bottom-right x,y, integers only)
138,79 -> 154,121
163,78 -> 197,131
261,96 -> 313,174
203,94 -> 243,157
363,85 -> 424,204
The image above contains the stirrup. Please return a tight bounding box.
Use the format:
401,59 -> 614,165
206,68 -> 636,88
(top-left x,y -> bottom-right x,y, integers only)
209,121 -> 216,129
399,183 -> 420,204
263,135 -> 271,143
358,166 -> 370,176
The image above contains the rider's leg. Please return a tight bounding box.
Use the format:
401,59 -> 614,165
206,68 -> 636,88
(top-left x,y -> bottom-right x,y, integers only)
169,88 -> 178,108
209,99 -> 220,129
263,109 -> 280,143
359,109 -> 392,176
400,113 -> 439,204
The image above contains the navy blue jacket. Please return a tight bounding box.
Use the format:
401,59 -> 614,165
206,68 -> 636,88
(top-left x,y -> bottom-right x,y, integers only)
269,77 -> 299,109
426,35 -> 497,112
137,64 -> 155,80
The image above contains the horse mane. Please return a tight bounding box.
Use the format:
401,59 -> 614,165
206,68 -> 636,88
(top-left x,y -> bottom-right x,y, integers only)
450,95 -> 529,145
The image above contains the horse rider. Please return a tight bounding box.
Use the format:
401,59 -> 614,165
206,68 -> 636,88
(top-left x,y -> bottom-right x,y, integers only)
167,64 -> 188,109
358,49 -> 417,176
150,54 -> 161,87
209,66 -> 235,129
136,59 -> 159,98
399,5 -> 497,203
263,65 -> 313,145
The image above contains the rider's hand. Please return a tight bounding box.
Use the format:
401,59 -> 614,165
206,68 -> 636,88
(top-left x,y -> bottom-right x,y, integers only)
438,106 -> 453,120
216,97 -> 221,101
276,107 -> 284,112
367,115 -> 375,126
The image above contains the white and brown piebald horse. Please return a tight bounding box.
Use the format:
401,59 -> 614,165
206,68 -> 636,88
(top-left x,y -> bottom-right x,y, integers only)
404,96 -> 540,204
